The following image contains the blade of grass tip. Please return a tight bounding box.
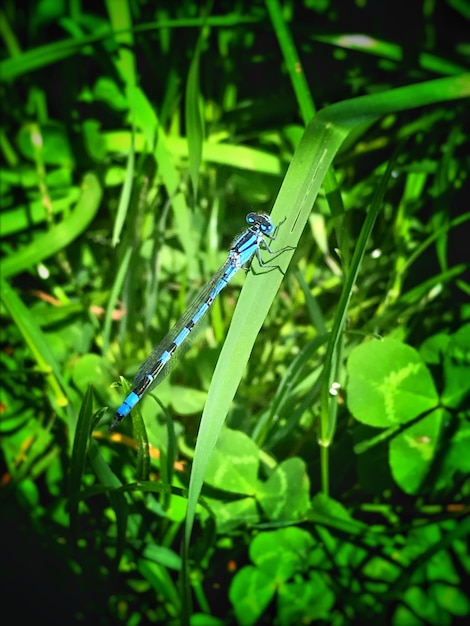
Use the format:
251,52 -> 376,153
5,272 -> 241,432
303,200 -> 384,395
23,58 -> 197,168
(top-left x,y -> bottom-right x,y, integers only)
112,132 -> 135,246
102,246 -> 133,356
128,85 -> 156,154
105,0 -> 136,87
184,73 -> 470,543
185,28 -> 207,202
87,438 -> 131,565
2,172 -> 102,278
137,560 -> 182,614
133,405 -> 150,482
69,385 -> 95,537
152,396 -> 178,509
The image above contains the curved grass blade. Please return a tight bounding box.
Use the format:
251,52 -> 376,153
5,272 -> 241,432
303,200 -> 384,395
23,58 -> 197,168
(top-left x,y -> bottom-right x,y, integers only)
2,172 -> 102,278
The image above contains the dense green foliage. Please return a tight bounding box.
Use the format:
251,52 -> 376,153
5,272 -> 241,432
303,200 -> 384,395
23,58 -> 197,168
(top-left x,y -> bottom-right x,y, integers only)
1,1 -> 469,624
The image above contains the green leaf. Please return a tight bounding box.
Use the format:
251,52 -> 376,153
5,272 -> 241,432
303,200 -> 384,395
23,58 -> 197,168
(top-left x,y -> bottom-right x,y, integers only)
142,543 -> 182,570
436,419 -> 470,490
257,457 -> 310,521
137,558 -> 182,612
432,582 -> 470,617
16,122 -> 74,166
420,332 -> 451,365
93,77 -> 128,110
168,385 -> 208,415
205,428 -> 259,495
229,566 -> 276,626
82,119 -> 108,161
250,527 -> 314,581
347,339 -> 439,427
389,408 -> 445,494
70,353 -> 114,397
202,497 -> 260,535
401,586 -> 443,626
277,572 -> 335,624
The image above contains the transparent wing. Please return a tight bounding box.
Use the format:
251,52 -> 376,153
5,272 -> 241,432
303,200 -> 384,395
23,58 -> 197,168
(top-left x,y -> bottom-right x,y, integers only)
132,259 -> 240,390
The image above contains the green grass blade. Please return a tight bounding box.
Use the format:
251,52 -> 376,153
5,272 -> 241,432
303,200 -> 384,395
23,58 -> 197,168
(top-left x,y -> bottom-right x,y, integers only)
112,134 -> 135,246
105,0 -> 136,86
184,104 -> 346,547
0,34 -> 97,82
104,132 -> 285,174
314,33 -> 468,75
185,30 -> 206,200
184,73 -> 470,544
102,246 -> 133,356
265,0 -> 315,122
69,385 -> 95,536
317,148 -> 399,495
